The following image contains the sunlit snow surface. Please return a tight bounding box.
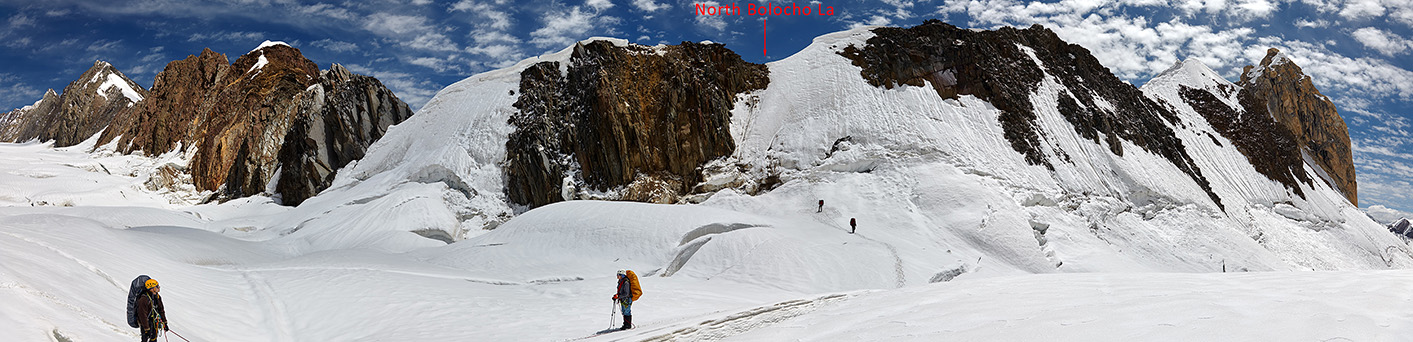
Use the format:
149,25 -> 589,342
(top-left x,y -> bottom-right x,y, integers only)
3,29 -> 1412,341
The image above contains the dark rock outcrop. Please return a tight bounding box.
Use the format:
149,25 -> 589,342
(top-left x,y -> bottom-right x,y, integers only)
275,63 -> 413,205
2,43 -> 412,206
1180,85 -> 1309,199
506,41 -> 769,209
1390,218 -> 1412,239
0,61 -> 146,146
839,20 -> 1222,209
1237,48 -> 1357,205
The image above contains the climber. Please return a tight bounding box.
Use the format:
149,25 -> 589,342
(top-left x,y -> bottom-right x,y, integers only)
134,278 -> 168,342
613,270 -> 642,330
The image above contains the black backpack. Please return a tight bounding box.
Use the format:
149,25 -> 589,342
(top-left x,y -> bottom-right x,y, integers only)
126,275 -> 150,328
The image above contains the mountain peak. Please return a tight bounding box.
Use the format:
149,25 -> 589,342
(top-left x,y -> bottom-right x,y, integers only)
1236,47 -> 1356,205
249,40 -> 291,55
1148,57 -> 1234,94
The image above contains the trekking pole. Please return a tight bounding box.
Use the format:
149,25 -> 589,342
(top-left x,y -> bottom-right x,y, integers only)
168,329 -> 192,342
610,300 -> 618,330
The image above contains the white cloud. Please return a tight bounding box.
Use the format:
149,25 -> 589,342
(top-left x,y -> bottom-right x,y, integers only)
363,13 -> 435,37
343,64 -> 440,111
1365,205 -> 1413,225
472,31 -> 519,45
694,1 -> 727,31
297,4 -> 356,21
1251,37 -> 1413,101
187,31 -> 264,43
632,0 -> 669,12
85,39 -> 121,52
408,56 -> 454,71
449,0 -> 513,29
849,15 -> 893,29
1352,27 -> 1413,56
8,14 -> 35,28
587,0 -> 614,11
312,39 -> 360,53
405,32 -> 461,52
0,73 -> 42,112
1393,4 -> 1413,27
1339,0 -> 1387,20
411,0 -> 433,5
1294,18 -> 1330,28
530,6 -> 594,48
466,43 -> 524,65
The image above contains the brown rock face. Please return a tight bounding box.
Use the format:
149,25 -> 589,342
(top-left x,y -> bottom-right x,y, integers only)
0,61 -> 146,146
87,44 -> 411,206
506,41 -> 769,209
99,49 -> 231,155
839,20 -> 1222,209
192,44 -> 322,198
1237,48 -> 1357,205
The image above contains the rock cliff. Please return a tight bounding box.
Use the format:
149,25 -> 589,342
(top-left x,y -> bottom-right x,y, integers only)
505,41 -> 768,209
275,64 -> 413,205
1237,48 -> 1357,205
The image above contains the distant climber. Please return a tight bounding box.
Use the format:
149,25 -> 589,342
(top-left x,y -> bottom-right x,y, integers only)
613,270 -> 642,330
850,218 -> 857,234
817,200 -> 824,213
131,277 -> 168,342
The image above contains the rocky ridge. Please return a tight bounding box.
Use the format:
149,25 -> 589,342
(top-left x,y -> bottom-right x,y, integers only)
1,42 -> 412,206
0,61 -> 146,146
838,20 -> 1223,209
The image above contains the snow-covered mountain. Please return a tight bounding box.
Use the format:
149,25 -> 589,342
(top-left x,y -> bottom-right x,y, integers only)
2,21 -> 1410,341
334,21 -> 1395,271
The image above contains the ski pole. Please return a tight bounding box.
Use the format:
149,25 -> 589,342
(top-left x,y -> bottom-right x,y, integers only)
610,300 -> 618,330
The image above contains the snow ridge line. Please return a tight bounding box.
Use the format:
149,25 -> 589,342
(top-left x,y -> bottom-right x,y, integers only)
639,293 -> 849,341
1,231 -> 123,290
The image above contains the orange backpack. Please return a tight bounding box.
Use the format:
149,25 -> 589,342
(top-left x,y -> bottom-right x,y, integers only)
626,270 -> 642,301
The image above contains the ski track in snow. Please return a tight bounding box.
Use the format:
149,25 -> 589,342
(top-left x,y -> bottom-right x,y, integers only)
237,269 -> 295,341
636,294 -> 849,342
809,209 -> 906,288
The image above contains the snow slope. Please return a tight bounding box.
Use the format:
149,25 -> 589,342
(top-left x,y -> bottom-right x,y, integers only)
2,27 -> 1411,341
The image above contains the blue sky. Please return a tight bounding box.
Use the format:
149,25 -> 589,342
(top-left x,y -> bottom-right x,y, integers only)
0,0 -> 1408,215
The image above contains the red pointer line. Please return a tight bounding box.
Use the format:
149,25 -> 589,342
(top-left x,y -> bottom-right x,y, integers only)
763,18 -> 767,57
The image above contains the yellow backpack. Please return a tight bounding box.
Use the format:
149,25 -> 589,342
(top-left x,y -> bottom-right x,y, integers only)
626,270 -> 642,301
